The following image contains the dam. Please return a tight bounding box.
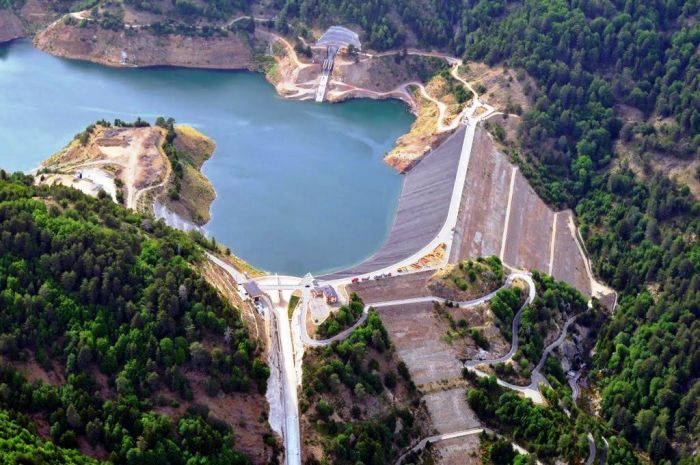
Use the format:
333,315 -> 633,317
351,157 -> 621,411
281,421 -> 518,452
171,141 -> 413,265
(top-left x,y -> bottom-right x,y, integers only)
321,126 -> 467,280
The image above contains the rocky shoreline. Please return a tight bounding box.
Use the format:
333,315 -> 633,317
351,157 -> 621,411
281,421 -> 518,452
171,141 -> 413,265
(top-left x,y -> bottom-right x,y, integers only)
33,22 -> 255,69
0,10 -> 24,43
21,13 -> 457,171
3,5 -> 473,176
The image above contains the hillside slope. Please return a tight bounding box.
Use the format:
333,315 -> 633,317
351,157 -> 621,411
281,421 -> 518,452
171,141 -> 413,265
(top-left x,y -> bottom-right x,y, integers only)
0,171 -> 276,464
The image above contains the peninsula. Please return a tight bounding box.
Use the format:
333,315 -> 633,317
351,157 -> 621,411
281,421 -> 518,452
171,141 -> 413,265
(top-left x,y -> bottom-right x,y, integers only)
37,118 -> 216,228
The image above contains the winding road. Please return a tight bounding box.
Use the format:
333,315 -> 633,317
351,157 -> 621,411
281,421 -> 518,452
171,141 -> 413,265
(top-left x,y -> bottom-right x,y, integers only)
395,428 -> 486,465
198,31 -> 600,465
212,254 -> 595,464
464,301 -> 586,404
301,272 -> 533,348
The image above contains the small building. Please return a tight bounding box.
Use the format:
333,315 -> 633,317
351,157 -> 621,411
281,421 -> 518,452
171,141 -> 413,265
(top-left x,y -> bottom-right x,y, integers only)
312,285 -> 339,305
243,281 -> 265,302
310,287 -> 324,299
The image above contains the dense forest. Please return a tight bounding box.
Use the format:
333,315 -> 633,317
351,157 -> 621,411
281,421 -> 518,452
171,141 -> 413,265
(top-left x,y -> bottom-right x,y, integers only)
0,172 -> 270,463
365,2 -> 700,462
466,373 -> 643,465
0,410 -> 102,464
301,308 -> 425,465
578,170 -> 700,464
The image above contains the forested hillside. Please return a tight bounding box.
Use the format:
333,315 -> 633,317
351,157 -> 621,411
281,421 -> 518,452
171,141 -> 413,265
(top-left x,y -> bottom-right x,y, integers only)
271,0 -> 700,461
272,0 -> 699,201
3,0 -> 700,462
577,170 -> 700,463
0,410 -> 102,464
0,172 -> 271,463
314,1 -> 699,461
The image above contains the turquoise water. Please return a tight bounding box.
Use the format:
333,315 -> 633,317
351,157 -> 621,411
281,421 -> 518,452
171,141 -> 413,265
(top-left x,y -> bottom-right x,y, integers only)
0,40 -> 412,275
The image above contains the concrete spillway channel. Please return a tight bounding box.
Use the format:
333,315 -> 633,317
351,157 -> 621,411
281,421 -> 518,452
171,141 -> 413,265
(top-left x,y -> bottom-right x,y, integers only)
315,46 -> 337,102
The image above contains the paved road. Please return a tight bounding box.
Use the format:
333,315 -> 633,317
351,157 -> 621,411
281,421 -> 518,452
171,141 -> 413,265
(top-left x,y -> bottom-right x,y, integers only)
201,46 -> 594,464
531,313 -> 581,385
395,428 -> 485,465
320,125 -> 467,281
568,370 -> 582,400
207,258 -> 300,465
586,433 -> 597,465
465,273 -> 535,365
321,90 -> 495,285
300,305 -> 369,347
211,250 -> 589,463
267,297 -> 301,465
465,296 -> 586,404
303,272 -> 532,347
206,252 -> 247,283
394,425 -> 546,465
599,437 -> 609,464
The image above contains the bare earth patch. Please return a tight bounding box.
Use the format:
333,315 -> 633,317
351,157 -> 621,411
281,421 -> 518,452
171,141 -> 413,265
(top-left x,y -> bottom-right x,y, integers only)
0,10 -> 24,42
451,125 -> 600,301
35,21 -> 253,69
423,388 -> 480,434
348,271 -> 432,303
459,62 -> 533,114
434,434 -> 482,465
379,302 -> 463,388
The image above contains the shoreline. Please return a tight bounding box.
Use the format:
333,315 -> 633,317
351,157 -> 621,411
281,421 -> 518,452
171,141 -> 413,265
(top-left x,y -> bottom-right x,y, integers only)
28,15 -> 461,171
6,25 -> 468,276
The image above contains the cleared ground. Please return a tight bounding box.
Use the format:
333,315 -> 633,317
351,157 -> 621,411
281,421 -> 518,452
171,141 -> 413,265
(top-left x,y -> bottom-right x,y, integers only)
423,388 -> 480,434
451,125 -> 596,300
551,211 -> 592,295
379,302 -> 485,465
379,302 -> 463,387
502,169 -> 554,273
449,126 -> 512,262
434,434 -> 482,465
348,271 -> 433,303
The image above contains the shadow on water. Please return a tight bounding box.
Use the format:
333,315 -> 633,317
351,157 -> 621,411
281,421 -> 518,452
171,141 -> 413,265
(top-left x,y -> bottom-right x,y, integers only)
0,40 -> 14,60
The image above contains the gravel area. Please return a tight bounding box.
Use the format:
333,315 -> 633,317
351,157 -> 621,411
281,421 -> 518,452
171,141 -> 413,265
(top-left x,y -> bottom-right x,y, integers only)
379,302 -> 463,387
348,271 -> 434,303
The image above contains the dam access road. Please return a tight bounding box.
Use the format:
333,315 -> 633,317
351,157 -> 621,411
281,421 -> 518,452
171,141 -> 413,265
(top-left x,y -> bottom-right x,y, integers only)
208,74 -> 507,464
202,49 -> 611,465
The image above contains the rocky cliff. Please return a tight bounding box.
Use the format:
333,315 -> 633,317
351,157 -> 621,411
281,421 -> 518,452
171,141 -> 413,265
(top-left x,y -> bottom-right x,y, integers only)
0,10 -> 24,43
35,22 -> 254,69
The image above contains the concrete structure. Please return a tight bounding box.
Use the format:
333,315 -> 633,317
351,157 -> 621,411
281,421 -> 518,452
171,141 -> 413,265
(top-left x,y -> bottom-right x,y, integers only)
243,281 -> 265,301
316,26 -> 361,51
321,126 -> 467,279
311,285 -> 338,304
315,26 -> 361,102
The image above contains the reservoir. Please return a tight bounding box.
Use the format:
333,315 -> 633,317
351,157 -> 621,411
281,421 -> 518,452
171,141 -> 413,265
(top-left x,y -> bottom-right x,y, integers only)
0,40 -> 413,276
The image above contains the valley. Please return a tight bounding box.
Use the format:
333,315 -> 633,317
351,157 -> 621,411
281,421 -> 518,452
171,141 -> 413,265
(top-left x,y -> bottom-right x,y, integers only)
0,1 -> 697,465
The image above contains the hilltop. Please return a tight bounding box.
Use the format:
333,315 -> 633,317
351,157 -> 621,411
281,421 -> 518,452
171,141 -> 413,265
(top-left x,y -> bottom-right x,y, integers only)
37,118 -> 216,227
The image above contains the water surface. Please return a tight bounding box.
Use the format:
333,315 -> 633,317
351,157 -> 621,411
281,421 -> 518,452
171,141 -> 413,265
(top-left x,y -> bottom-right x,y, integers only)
0,40 -> 413,275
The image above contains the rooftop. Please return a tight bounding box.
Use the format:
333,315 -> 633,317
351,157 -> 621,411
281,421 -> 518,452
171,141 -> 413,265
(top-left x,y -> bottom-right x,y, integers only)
316,26 -> 361,50
243,281 -> 264,298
